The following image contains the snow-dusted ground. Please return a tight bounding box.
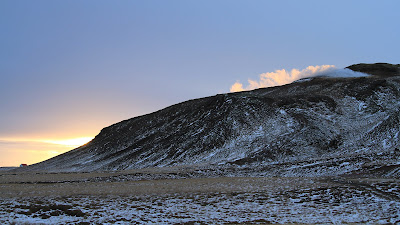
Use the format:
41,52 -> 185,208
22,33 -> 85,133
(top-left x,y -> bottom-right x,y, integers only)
1,172 -> 399,224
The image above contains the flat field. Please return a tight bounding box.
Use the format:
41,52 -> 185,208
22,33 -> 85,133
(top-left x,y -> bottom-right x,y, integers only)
0,167 -> 399,224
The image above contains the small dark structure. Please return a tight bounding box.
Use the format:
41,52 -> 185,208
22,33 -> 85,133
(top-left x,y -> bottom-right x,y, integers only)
19,164 -> 28,167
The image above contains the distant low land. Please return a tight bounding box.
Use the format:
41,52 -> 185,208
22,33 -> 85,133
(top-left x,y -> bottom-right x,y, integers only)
0,167 -> 17,172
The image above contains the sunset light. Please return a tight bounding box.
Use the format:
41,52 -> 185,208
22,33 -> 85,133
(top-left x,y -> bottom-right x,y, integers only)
43,137 -> 94,148
1,1 -> 399,223
0,137 -> 95,167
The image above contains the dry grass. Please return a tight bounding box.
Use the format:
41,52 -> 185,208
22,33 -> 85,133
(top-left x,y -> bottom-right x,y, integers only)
0,167 -> 332,198
0,175 -> 325,198
0,165 -> 215,183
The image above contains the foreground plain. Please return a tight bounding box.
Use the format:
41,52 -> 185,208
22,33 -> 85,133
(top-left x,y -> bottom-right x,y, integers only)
0,167 -> 399,224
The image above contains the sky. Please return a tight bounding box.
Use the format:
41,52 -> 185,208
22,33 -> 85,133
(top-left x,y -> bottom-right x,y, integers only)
1,0 -> 399,166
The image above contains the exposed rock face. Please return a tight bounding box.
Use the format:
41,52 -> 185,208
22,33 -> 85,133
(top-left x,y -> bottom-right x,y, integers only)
21,63 -> 400,177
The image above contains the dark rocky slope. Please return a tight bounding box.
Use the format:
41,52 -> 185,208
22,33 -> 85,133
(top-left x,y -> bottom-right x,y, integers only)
347,62 -> 400,77
21,63 -> 400,177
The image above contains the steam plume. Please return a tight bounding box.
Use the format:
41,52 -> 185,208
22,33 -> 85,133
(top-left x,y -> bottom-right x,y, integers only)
230,65 -> 368,92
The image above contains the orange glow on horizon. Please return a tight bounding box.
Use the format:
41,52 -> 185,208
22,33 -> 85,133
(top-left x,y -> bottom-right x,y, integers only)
0,136 -> 94,167
42,137 -> 94,148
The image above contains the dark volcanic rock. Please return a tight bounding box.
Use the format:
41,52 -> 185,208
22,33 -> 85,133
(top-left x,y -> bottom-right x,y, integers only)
20,63 -> 400,177
347,63 -> 400,77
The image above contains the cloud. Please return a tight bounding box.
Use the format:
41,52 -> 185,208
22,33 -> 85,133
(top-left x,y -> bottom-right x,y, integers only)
230,65 -> 369,92
230,82 -> 245,92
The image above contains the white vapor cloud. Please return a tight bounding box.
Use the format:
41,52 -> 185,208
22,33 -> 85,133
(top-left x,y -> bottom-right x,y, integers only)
230,65 -> 369,92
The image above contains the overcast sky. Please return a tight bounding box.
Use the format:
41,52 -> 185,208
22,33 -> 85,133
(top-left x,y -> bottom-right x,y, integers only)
1,0 -> 399,166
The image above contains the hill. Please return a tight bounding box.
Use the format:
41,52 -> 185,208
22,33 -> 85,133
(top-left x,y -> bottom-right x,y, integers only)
21,63 -> 400,177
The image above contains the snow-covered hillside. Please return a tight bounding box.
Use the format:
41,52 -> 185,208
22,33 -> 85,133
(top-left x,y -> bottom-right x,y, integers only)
21,63 -> 400,177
